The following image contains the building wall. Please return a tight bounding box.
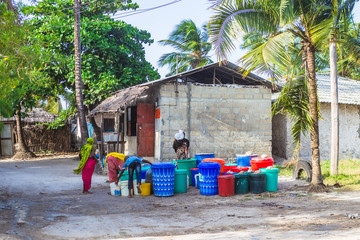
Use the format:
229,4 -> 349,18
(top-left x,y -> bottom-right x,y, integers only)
277,103 -> 360,160
156,83 -> 272,162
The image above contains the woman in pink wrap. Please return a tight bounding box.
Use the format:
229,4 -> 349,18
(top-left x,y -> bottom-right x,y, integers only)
73,138 -> 98,194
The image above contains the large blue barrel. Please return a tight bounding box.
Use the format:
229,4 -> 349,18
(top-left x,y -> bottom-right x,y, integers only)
195,153 -> 215,166
198,162 -> 221,195
151,163 -> 176,197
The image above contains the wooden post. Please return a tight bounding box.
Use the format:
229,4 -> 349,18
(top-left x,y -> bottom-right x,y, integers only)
100,113 -> 104,161
213,68 -> 216,84
116,111 -> 121,152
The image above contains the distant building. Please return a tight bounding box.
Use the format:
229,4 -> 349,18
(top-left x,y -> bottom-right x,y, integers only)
89,62 -> 276,162
272,73 -> 360,160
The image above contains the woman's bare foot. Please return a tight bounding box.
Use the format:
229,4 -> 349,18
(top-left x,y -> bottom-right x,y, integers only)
83,191 -> 92,194
128,194 -> 132,198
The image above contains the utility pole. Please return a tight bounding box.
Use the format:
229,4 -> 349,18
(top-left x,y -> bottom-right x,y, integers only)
74,0 -> 89,145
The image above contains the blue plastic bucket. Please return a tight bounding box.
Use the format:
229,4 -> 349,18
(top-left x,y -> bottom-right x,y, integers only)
236,154 -> 257,167
198,162 -> 221,195
141,165 -> 151,179
151,163 -> 176,197
190,168 -> 199,187
195,153 -> 215,166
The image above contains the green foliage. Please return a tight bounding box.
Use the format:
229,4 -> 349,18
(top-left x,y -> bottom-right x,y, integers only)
45,107 -> 76,129
158,19 -> 213,76
26,0 -> 159,108
0,2 -> 56,119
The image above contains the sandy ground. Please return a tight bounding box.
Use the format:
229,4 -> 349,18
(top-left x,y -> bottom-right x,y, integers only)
1,155 -> 360,240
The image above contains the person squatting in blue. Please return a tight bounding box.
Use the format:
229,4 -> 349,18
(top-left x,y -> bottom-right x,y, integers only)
116,156 -> 152,198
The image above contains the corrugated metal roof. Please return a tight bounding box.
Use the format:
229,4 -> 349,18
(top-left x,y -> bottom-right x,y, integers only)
317,73 -> 360,105
272,73 -> 360,106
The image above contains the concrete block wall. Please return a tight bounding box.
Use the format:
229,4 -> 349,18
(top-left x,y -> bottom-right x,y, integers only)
157,83 -> 272,162
284,103 -> 360,160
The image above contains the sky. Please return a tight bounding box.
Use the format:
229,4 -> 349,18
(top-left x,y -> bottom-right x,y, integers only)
120,0 -> 360,78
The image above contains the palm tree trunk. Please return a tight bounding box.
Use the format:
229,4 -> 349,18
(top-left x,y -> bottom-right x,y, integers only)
74,0 -> 88,145
330,39 -> 339,176
13,106 -> 36,159
306,43 -> 325,190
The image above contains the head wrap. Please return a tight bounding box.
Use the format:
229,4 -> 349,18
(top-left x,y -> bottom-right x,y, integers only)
104,152 -> 126,166
175,132 -> 184,140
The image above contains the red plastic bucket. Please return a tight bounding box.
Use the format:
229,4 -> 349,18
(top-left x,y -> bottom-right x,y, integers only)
217,174 -> 235,197
250,157 -> 274,171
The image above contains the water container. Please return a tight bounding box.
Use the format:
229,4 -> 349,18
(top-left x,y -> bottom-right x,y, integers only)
236,154 -> 257,167
249,173 -> 266,194
250,157 -> 274,171
202,158 -> 226,174
223,165 -> 241,173
120,170 -> 136,181
234,173 -> 249,194
195,174 -> 200,189
120,181 -> 129,197
264,168 -> 279,192
190,168 -> 199,187
109,182 -> 120,196
140,183 -> 151,196
198,162 -> 221,195
174,169 -> 188,193
141,165 -> 151,179
225,163 -> 237,166
218,174 -> 235,197
194,153 -> 215,166
176,159 -> 197,186
151,163 -> 176,197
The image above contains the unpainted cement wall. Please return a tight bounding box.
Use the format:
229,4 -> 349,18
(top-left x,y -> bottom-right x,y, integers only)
156,83 -> 272,162
279,103 -> 360,160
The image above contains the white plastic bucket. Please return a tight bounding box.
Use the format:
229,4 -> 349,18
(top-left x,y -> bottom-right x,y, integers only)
120,181 -> 129,197
109,182 -> 120,196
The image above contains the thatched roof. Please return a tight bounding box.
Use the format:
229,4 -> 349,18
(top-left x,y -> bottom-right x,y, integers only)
0,108 -> 57,123
89,62 -> 276,116
89,86 -> 149,116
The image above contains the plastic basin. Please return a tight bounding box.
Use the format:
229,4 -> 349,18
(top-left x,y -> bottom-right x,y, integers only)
202,158 -> 226,174
236,154 -> 257,167
194,153 -> 215,165
176,159 -> 197,186
250,157 -> 274,171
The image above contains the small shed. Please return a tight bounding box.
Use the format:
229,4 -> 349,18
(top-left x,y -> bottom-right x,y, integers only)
272,73 -> 360,160
89,62 -> 275,162
0,108 -> 71,157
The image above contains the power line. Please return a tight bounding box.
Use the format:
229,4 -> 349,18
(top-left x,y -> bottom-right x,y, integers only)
32,0 -> 182,28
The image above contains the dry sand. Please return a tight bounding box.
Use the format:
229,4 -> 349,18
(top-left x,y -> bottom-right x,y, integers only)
1,155 -> 360,240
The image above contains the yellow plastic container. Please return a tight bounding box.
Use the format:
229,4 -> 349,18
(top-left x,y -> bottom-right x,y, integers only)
140,183 -> 151,196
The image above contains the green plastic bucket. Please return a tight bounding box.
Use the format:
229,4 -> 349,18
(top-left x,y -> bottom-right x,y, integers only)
174,169 -> 188,193
264,168 -> 279,192
249,173 -> 266,194
234,173 -> 249,194
176,159 -> 197,186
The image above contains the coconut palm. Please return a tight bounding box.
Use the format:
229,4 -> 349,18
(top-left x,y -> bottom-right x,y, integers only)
208,0 -> 341,191
158,19 -> 213,76
326,0 -> 357,176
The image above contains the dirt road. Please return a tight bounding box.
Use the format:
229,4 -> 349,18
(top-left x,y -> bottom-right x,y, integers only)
1,155 -> 360,240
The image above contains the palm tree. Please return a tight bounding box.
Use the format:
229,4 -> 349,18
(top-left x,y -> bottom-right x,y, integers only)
327,0 -> 357,176
158,19 -> 213,76
209,0 -> 340,191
